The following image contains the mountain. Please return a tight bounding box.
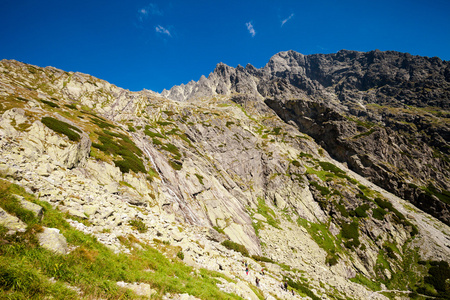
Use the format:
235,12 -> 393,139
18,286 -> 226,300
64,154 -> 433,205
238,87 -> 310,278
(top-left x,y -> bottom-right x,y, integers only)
0,51 -> 449,299
163,49 -> 450,226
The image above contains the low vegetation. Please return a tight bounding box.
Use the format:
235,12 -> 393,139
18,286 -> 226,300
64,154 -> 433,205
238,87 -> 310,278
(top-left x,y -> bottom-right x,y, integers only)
41,116 -> 81,142
0,179 -> 242,299
91,129 -> 146,174
221,240 -> 249,257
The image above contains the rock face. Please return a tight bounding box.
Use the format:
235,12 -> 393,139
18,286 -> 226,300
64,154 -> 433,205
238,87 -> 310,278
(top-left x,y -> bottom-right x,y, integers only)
0,54 -> 449,299
162,50 -> 450,225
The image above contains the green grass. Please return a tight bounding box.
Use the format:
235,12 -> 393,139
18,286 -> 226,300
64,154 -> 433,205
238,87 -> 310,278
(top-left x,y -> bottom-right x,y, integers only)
41,116 -> 81,142
349,274 -> 381,291
195,173 -> 204,185
0,179 -> 243,299
256,197 -> 280,229
297,218 -> 340,266
285,277 -> 320,300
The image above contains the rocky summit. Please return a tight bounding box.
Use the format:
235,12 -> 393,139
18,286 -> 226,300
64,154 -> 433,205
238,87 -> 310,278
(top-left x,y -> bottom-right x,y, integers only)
0,50 -> 449,300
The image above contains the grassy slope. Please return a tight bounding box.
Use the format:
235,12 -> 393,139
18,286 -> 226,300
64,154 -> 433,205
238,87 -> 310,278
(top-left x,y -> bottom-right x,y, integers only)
0,178 -> 242,300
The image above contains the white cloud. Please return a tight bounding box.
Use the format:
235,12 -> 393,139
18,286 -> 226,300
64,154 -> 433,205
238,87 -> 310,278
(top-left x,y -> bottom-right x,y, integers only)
155,25 -> 171,37
138,3 -> 162,22
281,13 -> 294,27
246,22 -> 256,37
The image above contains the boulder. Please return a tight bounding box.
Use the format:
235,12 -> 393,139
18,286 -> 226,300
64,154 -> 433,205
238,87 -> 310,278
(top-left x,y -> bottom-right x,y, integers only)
37,227 -> 68,255
17,197 -> 44,220
21,120 -> 91,169
0,207 -> 27,234
116,281 -> 156,297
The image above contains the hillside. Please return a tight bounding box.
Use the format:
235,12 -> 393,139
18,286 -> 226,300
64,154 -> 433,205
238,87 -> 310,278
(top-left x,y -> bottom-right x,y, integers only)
0,51 -> 449,299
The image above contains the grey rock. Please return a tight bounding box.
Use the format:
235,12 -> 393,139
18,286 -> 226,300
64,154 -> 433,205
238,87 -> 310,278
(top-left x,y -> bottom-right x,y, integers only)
37,227 -> 68,255
0,207 -> 27,234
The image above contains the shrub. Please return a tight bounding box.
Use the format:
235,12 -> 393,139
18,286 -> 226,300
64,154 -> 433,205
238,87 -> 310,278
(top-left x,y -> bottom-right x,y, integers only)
169,160 -> 182,171
128,219 -> 148,233
221,240 -> 249,257
318,161 -> 345,174
156,121 -> 173,126
41,117 -> 81,142
299,152 -> 313,158
144,127 -> 165,139
352,204 -> 370,218
326,254 -> 339,266
251,255 -> 275,263
40,99 -> 59,108
194,173 -> 204,185
372,207 -> 387,220
272,127 -> 282,135
152,138 -> 162,145
285,277 -> 320,300
113,156 -> 146,174
309,181 -> 331,196
423,183 -> 450,205
291,160 -> 301,167
176,251 -> 184,260
374,198 -> 418,236
334,201 -> 349,218
161,143 -> 181,159
90,116 -> 115,129
341,220 -> 360,249
64,103 -> 77,110
424,261 -> 450,297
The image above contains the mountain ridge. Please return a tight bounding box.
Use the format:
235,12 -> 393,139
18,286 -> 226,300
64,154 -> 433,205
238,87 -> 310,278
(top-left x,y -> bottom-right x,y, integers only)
1,52 -> 450,299
161,49 -> 450,226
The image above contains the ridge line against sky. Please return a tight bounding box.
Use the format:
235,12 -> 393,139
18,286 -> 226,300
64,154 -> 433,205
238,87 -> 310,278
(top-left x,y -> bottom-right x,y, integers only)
1,0 -> 449,93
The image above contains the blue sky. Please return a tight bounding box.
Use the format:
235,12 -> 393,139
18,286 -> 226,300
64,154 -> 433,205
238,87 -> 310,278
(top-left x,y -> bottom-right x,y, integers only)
1,0 -> 449,93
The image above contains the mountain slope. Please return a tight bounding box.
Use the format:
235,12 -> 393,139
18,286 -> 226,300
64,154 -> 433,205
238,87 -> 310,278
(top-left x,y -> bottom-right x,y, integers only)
0,54 -> 449,299
162,50 -> 450,226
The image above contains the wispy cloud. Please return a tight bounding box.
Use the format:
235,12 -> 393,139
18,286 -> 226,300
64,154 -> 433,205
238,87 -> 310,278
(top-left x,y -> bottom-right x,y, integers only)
281,13 -> 294,27
246,22 -> 256,37
155,25 -> 171,37
138,3 -> 162,22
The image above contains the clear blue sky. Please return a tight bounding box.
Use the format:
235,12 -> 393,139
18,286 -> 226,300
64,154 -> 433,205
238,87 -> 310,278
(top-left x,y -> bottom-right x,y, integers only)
1,0 -> 449,92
